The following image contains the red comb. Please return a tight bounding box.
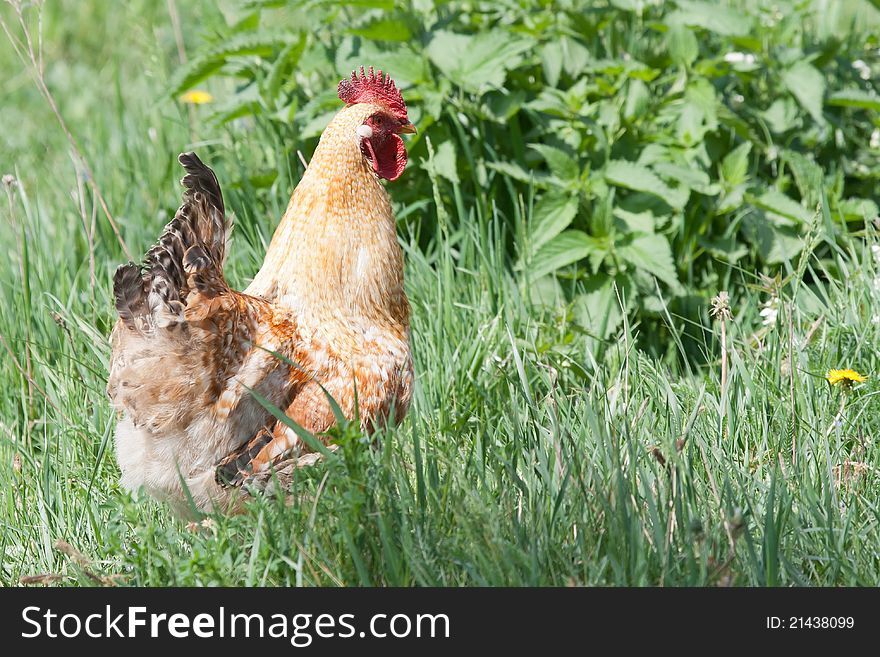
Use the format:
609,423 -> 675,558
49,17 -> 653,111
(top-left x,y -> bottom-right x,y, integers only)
337,66 -> 408,121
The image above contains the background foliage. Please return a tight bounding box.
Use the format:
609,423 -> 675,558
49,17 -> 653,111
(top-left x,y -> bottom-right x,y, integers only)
2,0 -> 880,587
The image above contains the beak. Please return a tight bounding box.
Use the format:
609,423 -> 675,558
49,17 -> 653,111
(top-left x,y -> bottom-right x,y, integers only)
398,122 -> 417,135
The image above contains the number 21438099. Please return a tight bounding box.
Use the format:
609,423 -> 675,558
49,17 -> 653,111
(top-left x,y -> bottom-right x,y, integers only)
767,617 -> 854,629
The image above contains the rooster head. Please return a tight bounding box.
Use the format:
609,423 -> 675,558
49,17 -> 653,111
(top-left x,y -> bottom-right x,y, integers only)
338,66 -> 416,181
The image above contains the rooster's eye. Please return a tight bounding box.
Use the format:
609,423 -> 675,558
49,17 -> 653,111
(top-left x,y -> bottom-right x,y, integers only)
374,116 -> 383,125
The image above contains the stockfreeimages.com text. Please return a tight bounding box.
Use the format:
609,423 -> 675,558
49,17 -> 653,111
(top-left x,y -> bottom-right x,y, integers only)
21,606 -> 450,646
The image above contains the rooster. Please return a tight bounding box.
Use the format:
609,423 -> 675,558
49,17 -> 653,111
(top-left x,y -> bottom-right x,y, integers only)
108,67 -> 416,513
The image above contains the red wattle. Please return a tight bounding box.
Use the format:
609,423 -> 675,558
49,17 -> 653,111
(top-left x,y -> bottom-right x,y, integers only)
368,133 -> 407,181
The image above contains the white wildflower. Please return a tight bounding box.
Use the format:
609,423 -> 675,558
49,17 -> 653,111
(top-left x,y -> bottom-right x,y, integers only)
872,245 -> 880,293
724,52 -> 756,65
871,128 -> 880,150
760,296 -> 779,326
852,59 -> 872,81
761,8 -> 782,28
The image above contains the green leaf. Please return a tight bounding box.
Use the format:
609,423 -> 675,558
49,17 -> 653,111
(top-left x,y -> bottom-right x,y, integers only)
782,150 -> 824,208
652,162 -> 716,195
667,0 -> 752,36
169,32 -> 295,96
717,185 -> 746,214
742,215 -> 804,264
426,30 -> 534,92
331,0 -> 393,6
528,192 -> 580,256
604,160 -> 688,209
208,84 -> 260,124
623,79 -> 651,120
617,233 -> 679,288
610,0 -> 649,10
432,140 -> 459,184
677,102 -> 706,146
559,36 -> 591,78
349,18 -> 412,42
838,198 -> 880,222
527,275 -> 565,309
613,208 -> 656,233
483,90 -> 526,122
264,37 -> 306,104
686,78 -> 717,128
590,183 -> 615,237
541,41 -> 563,87
528,144 -> 579,182
529,230 -> 600,279
760,98 -> 801,134
697,235 -> 749,263
720,142 -> 751,187
782,61 -> 826,124
827,88 -> 880,112
486,161 -> 554,187
573,275 -> 628,339
300,110 -> 336,139
752,189 -> 813,224
666,23 -> 698,67
676,78 -> 717,146
334,41 -> 429,87
244,170 -> 279,189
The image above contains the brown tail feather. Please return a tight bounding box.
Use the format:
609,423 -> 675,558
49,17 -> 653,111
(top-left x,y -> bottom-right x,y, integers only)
113,152 -> 229,330
113,263 -> 149,331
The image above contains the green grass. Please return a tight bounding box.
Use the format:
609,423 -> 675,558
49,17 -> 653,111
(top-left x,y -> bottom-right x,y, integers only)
2,1 -> 880,586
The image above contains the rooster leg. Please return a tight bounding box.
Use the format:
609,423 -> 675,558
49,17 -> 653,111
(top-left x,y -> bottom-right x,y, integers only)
215,383 -> 335,489
214,426 -> 276,487
215,427 -> 292,489
214,422 -> 333,491
229,446 -> 339,497
214,422 -> 309,488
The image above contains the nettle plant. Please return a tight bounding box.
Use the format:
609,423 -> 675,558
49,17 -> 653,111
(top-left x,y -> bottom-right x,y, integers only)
173,0 -> 880,351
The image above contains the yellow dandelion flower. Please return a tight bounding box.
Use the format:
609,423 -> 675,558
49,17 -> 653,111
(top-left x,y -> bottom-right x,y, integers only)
180,90 -> 214,105
826,369 -> 867,386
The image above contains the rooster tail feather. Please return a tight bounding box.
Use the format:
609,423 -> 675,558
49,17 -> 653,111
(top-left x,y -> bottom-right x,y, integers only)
113,263 -> 149,331
112,152 -> 229,331
178,151 -> 227,265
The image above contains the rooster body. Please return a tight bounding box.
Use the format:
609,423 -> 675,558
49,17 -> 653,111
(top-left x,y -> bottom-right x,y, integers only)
108,70 -> 415,512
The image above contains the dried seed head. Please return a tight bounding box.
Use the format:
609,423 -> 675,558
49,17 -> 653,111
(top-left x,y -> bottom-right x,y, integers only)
710,291 -> 732,321
50,311 -> 67,330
